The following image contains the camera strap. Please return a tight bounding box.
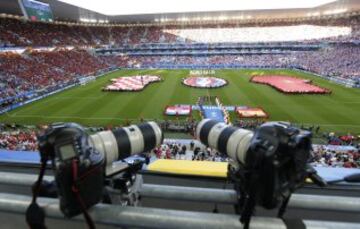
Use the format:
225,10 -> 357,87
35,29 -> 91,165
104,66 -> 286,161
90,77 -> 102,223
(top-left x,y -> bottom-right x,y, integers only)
71,159 -> 96,229
26,157 -> 48,229
26,157 -> 96,229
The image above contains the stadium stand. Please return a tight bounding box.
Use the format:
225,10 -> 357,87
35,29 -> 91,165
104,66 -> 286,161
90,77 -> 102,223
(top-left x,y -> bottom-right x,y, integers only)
153,141 -> 360,168
0,122 -> 358,168
0,49 -> 111,109
0,15 -> 359,112
99,47 -> 360,83
0,130 -> 37,151
0,16 -> 359,46
0,2 -> 360,228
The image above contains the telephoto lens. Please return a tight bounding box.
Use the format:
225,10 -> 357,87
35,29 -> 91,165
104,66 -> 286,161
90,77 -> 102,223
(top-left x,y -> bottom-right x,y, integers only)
196,118 -> 314,211
196,119 -> 254,165
89,121 -> 163,166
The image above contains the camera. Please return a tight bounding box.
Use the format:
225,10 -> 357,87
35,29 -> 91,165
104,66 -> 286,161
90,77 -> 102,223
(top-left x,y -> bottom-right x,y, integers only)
28,118 -> 323,229
32,121 -> 162,220
196,119 -> 322,228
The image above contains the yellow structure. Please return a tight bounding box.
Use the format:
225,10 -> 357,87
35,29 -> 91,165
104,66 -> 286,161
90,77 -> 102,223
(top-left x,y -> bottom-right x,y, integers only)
148,159 -> 228,177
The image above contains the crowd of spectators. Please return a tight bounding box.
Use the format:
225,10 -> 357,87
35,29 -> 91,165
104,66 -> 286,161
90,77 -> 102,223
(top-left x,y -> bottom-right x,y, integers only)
100,44 -> 360,82
153,137 -> 360,168
311,145 -> 360,168
233,119 -> 265,130
1,46 -> 359,110
0,49 -> 110,108
295,45 -> 360,80
310,132 -> 360,168
153,141 -> 228,162
0,15 -> 359,109
0,130 -> 37,151
0,15 -> 359,170
0,49 -> 109,88
0,70 -> 32,104
0,122 -> 358,168
1,16 -> 359,47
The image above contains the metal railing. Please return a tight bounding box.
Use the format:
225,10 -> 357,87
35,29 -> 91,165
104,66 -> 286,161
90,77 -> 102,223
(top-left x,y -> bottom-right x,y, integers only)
0,171 -> 359,228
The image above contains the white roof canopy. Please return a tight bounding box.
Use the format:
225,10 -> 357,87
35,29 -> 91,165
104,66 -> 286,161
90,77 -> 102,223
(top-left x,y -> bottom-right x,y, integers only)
58,0 -> 336,16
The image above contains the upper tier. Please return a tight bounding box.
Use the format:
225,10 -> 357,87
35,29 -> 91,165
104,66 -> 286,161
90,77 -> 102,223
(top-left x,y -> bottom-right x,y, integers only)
0,16 -> 359,47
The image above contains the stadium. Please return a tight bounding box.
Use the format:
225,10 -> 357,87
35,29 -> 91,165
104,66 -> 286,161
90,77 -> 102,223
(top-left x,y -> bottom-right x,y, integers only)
0,0 -> 359,228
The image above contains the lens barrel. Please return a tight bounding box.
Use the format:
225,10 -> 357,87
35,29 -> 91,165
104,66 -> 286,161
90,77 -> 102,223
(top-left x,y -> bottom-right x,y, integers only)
90,122 -> 162,164
196,119 -> 253,164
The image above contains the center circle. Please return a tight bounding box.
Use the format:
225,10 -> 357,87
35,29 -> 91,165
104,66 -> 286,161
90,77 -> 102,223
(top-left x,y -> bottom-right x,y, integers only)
182,76 -> 227,88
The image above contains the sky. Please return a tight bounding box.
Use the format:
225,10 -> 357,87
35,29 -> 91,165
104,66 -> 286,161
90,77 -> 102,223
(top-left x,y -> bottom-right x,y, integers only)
58,0 -> 336,16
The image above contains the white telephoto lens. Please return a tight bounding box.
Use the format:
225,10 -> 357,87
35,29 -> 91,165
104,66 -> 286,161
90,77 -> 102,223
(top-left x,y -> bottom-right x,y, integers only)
90,122 -> 163,164
196,119 -> 253,164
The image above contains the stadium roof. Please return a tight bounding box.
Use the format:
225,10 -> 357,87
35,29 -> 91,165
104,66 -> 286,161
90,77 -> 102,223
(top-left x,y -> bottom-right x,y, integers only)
58,0 -> 337,16
0,0 -> 359,24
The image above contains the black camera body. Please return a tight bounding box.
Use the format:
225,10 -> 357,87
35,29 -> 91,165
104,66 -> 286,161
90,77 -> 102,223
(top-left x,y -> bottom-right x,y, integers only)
196,119 -> 321,228
28,121 -> 163,228
37,123 -> 104,218
237,122 -> 312,209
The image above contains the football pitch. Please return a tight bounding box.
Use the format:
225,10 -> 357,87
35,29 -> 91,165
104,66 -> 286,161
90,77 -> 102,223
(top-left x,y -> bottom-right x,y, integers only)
1,69 -> 360,134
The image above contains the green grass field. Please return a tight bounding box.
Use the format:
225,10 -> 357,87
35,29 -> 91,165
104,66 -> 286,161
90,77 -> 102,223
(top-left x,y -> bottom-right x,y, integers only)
1,69 -> 360,134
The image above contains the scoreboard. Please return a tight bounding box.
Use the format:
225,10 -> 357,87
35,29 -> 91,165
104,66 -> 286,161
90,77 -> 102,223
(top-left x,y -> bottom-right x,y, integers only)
19,0 -> 53,22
